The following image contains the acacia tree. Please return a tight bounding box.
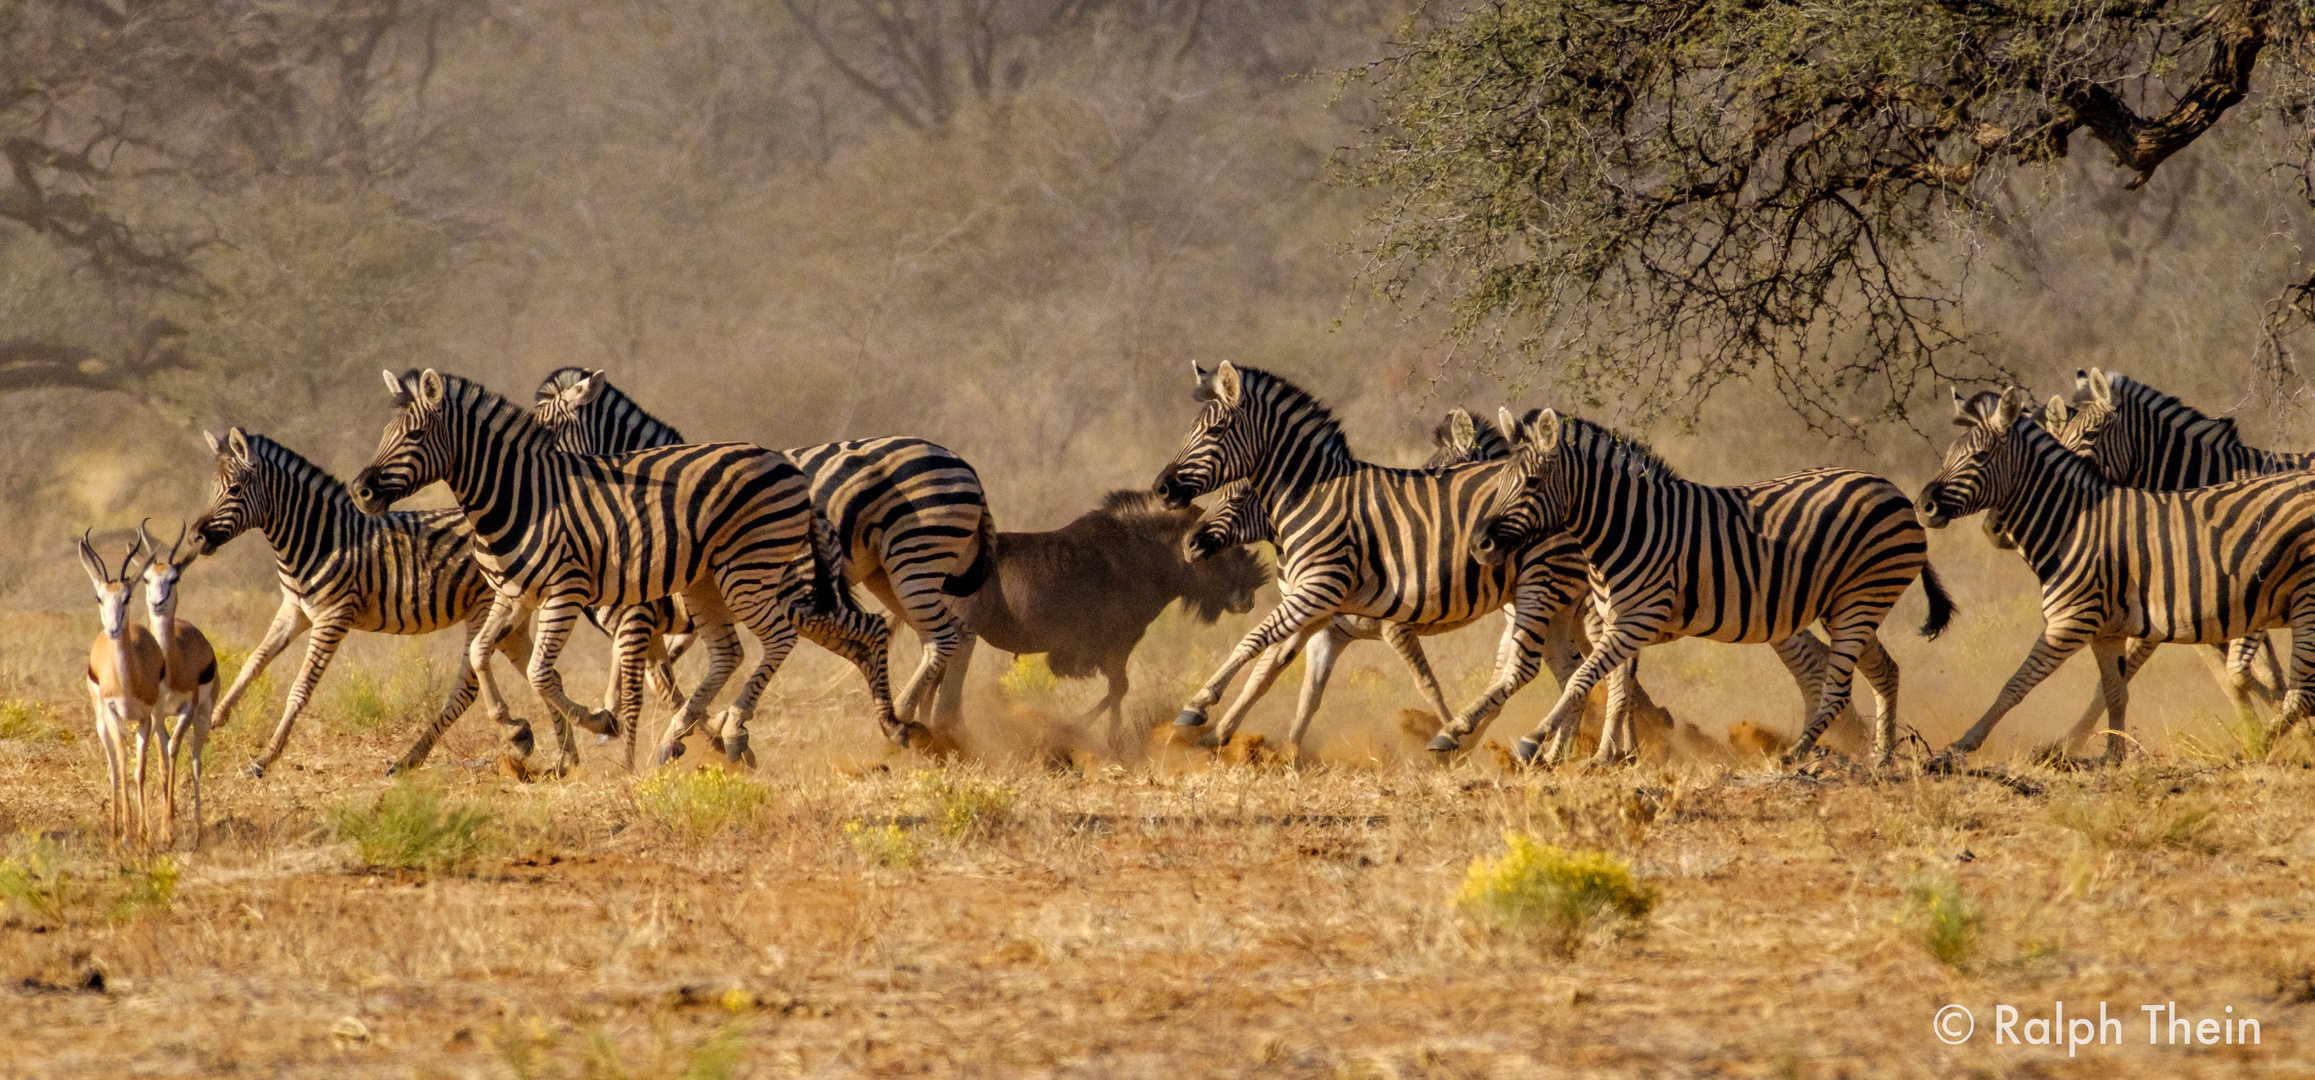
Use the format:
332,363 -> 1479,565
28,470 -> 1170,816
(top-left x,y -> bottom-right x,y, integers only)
1338,0 -> 2315,432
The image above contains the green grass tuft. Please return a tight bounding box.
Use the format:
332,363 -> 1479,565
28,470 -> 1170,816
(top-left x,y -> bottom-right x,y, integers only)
635,767 -> 769,839
1903,876 -> 1983,967
329,776 -> 494,872
907,769 -> 1014,840
843,820 -> 922,869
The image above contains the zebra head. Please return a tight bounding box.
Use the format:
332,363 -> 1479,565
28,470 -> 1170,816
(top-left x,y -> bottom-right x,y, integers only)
1978,394 -> 2078,552
352,369 -> 457,516
1918,386 -> 2034,528
1424,407 -> 1520,469
1470,407 -> 1570,565
1153,361 -> 1255,509
530,366 -> 685,454
194,428 -> 261,555
1187,481 -> 1267,562
2057,367 -> 2136,481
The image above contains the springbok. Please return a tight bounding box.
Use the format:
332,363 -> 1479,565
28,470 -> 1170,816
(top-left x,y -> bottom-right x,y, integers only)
138,522 -> 218,847
77,530 -> 164,847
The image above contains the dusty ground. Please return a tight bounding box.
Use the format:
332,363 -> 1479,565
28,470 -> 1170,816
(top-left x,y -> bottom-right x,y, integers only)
3,664 -> 2314,1079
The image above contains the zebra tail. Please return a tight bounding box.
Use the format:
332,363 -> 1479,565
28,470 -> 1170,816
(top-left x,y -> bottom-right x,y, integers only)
1916,563 -> 1956,640
808,516 -> 856,616
940,508 -> 998,597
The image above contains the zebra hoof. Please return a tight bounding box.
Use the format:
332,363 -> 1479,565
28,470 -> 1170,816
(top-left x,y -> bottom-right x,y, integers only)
1195,731 -> 1226,751
576,709 -> 619,738
1426,734 -> 1460,753
1512,736 -> 1544,767
243,761 -> 268,780
509,726 -> 537,759
655,742 -> 685,766
723,733 -> 752,767
1173,709 -> 1208,728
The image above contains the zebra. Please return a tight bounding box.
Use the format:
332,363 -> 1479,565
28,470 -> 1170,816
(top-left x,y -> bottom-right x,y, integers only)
531,367 -> 992,739
1148,364 -> 1593,759
348,369 -> 897,772
1448,408 -> 1953,767
1919,386 -> 2315,762
189,428 -> 542,776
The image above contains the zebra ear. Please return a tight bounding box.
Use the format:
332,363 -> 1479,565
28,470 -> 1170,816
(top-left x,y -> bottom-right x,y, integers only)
382,369 -> 404,396
417,369 -> 447,407
1950,386 -> 1969,423
1993,386 -> 2030,430
1211,361 -> 1242,408
226,427 -> 251,460
1446,409 -> 1477,453
203,430 -> 222,455
2070,368 -> 2093,404
562,370 -> 608,409
2045,396 -> 2070,424
2084,367 -> 2114,408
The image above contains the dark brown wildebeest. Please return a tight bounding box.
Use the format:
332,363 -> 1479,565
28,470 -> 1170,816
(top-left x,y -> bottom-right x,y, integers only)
930,490 -> 1270,735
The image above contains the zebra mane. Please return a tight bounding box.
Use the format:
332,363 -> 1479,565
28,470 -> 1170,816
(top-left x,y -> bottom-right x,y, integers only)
1221,366 -> 1355,463
402,369 -> 557,444
238,433 -> 356,503
2099,372 -> 2244,450
1558,415 -> 1681,481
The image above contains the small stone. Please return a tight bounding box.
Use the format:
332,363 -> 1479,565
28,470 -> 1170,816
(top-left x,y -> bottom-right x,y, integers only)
330,1016 -> 372,1044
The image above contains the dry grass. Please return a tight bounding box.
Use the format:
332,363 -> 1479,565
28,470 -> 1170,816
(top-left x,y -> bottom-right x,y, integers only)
2,599 -> 2312,1078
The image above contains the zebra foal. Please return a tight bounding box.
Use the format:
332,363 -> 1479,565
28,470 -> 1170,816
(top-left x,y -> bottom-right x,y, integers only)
1920,387 -> 2315,762
190,428 -> 539,775
1449,409 -> 1951,767
350,369 -> 896,772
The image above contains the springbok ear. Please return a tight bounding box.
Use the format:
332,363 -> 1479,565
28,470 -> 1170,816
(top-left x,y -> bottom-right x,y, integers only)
1211,362 -> 1242,408
2085,367 -> 2115,409
417,369 -> 447,407
562,369 -> 607,409
1446,409 -> 1477,453
226,427 -> 250,460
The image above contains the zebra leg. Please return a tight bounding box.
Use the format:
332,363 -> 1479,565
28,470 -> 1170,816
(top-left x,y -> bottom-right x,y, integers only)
1381,622 -> 1455,733
652,614 -> 745,765
1485,618 -> 1647,766
796,607 -> 904,746
483,612 -> 537,756
931,633 -> 976,730
1429,575 -> 1581,756
1947,630 -> 2093,754
610,612 -> 655,771
1848,635 -> 1901,765
2058,638 -> 2151,755
520,597 -> 590,775
1174,584 -> 1349,728
392,605 -> 508,774
1585,656 -> 1642,767
1783,616 -> 1882,765
2273,594 -> 2315,749
2085,635 -> 2133,765
1766,631 -> 1872,752
867,573 -> 965,729
1274,623 -> 1353,755
1209,622 -> 1322,747
212,593 -> 306,731
2214,636 -> 2283,716
248,615 -> 352,778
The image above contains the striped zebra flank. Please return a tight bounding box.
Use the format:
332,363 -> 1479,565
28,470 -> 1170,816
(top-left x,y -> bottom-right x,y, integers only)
189,428 -> 540,776
1466,408 -> 1951,767
532,367 -> 993,734
349,369 -> 898,773
1149,362 -> 1595,755
1920,387 -> 2315,762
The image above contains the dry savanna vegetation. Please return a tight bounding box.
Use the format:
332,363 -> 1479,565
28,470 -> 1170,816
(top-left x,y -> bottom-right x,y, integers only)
7,0 -> 2315,1076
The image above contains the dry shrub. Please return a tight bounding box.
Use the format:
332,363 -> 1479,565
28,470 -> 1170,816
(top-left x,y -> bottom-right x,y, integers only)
906,768 -> 1016,840
2053,776 -> 2221,855
0,698 -> 68,743
0,836 -> 176,926
1902,876 -> 1982,967
843,820 -> 922,869
327,776 -> 494,873
1456,832 -> 1657,955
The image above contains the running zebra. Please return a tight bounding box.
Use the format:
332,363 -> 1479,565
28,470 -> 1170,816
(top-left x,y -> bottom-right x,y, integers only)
1150,365 -> 1591,755
349,369 -> 897,772
1451,409 -> 1952,766
1924,385 -> 2315,761
189,428 -> 540,776
532,367 -> 992,737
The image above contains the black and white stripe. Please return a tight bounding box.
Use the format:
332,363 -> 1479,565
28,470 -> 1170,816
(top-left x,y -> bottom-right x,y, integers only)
1921,387 -> 2315,761
532,367 -> 993,732
190,429 -> 538,775
1462,408 -> 1953,765
349,369 -> 897,771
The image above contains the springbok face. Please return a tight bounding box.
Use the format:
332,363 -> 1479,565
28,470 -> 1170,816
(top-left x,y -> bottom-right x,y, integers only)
1917,386 -> 2033,529
193,428 -> 260,555
1470,408 -> 1571,566
77,531 -> 152,642
137,521 -> 198,620
1153,361 -> 1253,510
351,368 -> 453,516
